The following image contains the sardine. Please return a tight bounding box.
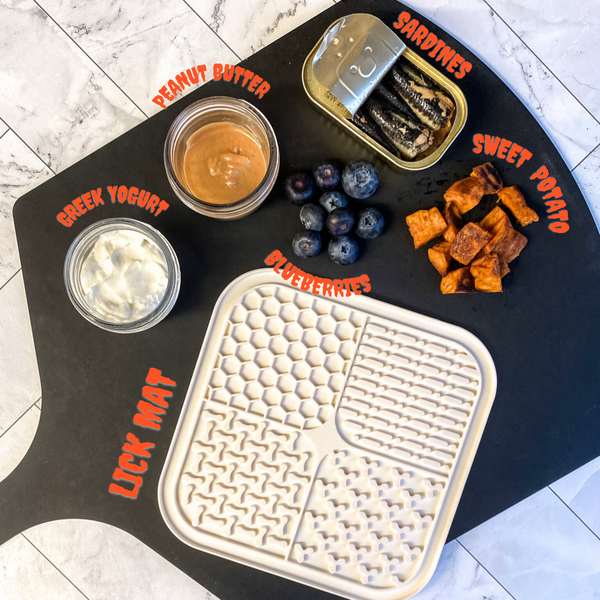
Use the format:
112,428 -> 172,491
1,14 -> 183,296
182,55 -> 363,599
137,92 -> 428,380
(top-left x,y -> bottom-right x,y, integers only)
351,108 -> 399,156
365,98 -> 433,160
386,58 -> 455,131
372,83 -> 418,122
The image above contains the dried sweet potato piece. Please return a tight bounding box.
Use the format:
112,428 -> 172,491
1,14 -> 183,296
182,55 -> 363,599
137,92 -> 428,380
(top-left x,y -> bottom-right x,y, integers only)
498,186 -> 539,226
441,267 -> 475,294
480,206 -> 512,236
443,177 -> 484,214
450,223 -> 492,265
471,162 -> 503,194
471,253 -> 501,278
428,242 -> 452,276
474,273 -> 502,293
442,202 -> 463,242
471,254 -> 502,292
488,228 -> 527,263
479,207 -> 519,259
406,207 -> 447,248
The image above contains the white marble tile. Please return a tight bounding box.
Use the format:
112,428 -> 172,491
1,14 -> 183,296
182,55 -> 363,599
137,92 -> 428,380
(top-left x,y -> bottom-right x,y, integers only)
0,534 -> 86,600
0,404 -> 40,482
573,143 -> 600,230
187,0 -> 335,59
396,0 -> 600,169
0,0 -> 145,173
0,121 -> 8,139
0,272 -> 41,431
39,0 -> 239,116
25,520 -> 214,600
485,0 -> 600,120
0,131 -> 53,289
460,487 -> 600,600
550,454 -> 600,538
411,540 -> 513,600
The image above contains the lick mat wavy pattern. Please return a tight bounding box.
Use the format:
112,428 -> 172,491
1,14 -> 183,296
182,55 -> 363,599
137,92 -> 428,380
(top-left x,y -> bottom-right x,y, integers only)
159,270 -> 496,600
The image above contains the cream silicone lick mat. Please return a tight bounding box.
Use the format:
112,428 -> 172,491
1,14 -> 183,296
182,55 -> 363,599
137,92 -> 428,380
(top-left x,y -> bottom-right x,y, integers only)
158,269 -> 496,600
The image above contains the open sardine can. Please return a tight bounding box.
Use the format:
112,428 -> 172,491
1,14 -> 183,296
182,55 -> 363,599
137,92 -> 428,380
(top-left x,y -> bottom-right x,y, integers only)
302,14 -> 467,171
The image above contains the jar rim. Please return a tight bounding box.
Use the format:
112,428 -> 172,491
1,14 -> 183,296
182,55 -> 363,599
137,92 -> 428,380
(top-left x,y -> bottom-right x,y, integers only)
63,218 -> 181,333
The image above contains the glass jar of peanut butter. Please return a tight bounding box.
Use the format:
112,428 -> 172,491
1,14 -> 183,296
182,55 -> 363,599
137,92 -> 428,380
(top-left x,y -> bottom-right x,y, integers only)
165,97 -> 279,220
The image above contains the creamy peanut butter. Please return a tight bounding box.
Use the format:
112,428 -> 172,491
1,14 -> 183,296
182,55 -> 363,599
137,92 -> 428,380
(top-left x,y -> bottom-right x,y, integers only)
183,122 -> 267,204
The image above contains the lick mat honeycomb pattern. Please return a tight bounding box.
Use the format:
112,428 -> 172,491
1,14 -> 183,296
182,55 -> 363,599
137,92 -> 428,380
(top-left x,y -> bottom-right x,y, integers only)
159,270 -> 496,600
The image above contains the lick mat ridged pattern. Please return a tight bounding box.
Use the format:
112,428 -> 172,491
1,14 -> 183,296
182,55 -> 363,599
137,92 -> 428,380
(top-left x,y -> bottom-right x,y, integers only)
159,270 -> 496,600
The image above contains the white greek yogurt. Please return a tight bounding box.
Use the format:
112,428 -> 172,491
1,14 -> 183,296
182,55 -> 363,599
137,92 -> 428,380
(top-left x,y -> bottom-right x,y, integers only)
80,230 -> 169,323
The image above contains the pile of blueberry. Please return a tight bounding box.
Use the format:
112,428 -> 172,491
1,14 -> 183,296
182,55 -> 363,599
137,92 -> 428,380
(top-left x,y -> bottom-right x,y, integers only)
284,160 -> 384,265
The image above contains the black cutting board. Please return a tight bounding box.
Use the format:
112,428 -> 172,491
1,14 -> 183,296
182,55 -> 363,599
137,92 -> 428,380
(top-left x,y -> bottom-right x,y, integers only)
5,1 -> 600,599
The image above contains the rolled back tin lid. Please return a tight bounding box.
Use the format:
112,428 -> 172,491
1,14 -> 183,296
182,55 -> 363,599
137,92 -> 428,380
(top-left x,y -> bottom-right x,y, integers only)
313,14 -> 406,116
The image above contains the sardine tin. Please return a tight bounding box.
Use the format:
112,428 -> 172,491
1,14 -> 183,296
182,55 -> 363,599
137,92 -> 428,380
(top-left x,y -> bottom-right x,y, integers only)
303,14 -> 468,171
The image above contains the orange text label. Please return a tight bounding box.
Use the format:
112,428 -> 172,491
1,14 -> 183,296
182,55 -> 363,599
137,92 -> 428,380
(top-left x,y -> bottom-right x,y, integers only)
152,63 -> 270,110
265,250 -> 371,297
56,186 -> 169,227
393,11 -> 472,79
472,133 -> 532,167
108,368 -> 176,500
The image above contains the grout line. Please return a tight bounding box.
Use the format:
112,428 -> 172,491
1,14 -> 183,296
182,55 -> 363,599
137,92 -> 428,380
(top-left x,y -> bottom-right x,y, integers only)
0,268 -> 22,295
483,0 -> 600,130
548,486 -> 600,543
21,533 -> 92,600
456,539 -> 518,600
0,397 -> 41,442
31,0 -> 149,120
0,128 -> 9,143
570,141 -> 600,172
181,0 -> 243,62
1,126 -> 56,176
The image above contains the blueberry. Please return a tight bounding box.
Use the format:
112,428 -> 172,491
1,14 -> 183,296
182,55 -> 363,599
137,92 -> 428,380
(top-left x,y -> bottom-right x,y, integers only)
319,191 -> 348,213
292,230 -> 322,258
328,236 -> 359,265
300,203 -> 326,232
356,207 -> 385,239
342,160 -> 379,199
326,207 -> 355,237
313,161 -> 341,190
284,173 -> 315,205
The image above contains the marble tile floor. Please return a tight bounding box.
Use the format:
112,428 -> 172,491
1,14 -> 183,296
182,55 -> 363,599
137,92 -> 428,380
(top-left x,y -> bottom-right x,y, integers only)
1,0 -> 599,598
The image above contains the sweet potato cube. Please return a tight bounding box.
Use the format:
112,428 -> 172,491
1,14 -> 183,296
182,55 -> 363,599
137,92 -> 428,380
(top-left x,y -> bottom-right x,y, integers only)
474,273 -> 502,293
471,162 -> 503,194
442,202 -> 463,242
480,207 -> 519,258
499,260 -> 510,277
498,186 -> 539,226
441,267 -> 475,294
406,207 -> 447,248
428,242 -> 453,276
450,223 -> 492,265
443,177 -> 484,214
480,206 -> 512,236
471,254 -> 502,292
488,228 -> 528,263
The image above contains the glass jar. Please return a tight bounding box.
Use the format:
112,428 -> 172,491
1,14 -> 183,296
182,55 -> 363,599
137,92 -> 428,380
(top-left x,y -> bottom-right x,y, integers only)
164,96 -> 280,220
64,218 -> 181,333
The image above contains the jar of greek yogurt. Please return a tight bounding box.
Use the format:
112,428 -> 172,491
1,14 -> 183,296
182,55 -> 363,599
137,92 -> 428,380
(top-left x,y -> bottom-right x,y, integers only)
64,218 -> 181,333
